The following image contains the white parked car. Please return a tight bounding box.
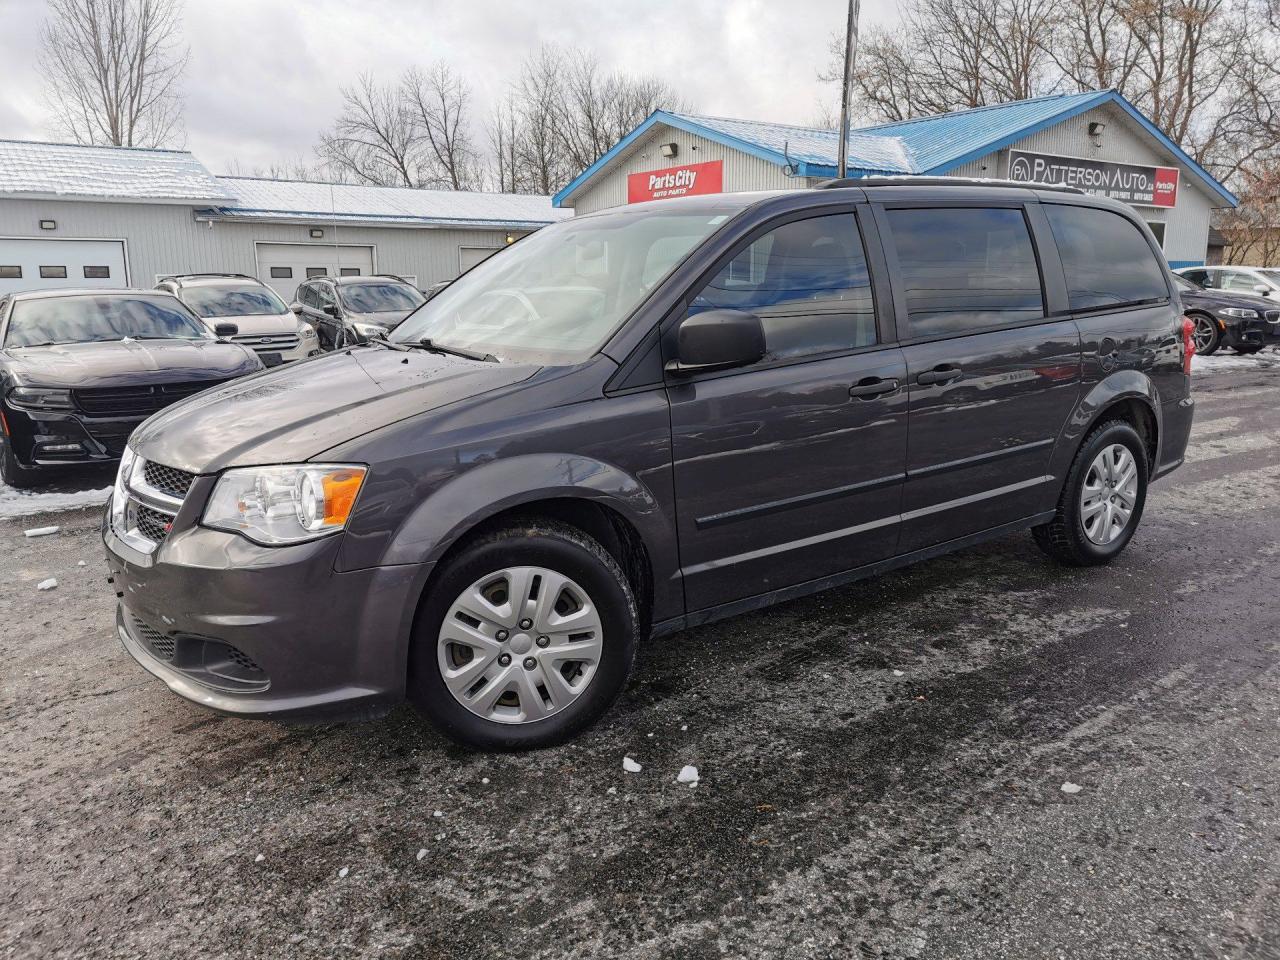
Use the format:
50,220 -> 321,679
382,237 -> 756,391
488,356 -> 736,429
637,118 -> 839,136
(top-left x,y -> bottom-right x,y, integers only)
1174,265 -> 1280,299
156,274 -> 320,366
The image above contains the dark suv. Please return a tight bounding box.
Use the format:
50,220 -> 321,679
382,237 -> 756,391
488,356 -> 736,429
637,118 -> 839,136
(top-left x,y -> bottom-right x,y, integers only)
103,180 -> 1195,749
290,274 -> 425,351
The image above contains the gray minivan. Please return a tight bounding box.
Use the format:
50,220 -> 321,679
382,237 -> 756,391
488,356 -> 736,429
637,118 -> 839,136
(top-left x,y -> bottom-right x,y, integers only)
103,179 -> 1196,749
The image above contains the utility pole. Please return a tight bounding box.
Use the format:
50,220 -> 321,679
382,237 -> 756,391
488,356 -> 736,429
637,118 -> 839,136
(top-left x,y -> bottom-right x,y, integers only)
836,0 -> 861,179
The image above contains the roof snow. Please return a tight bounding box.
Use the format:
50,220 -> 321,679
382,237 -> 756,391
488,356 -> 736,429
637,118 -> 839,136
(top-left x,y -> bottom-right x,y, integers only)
0,138 -> 231,203
206,177 -> 572,228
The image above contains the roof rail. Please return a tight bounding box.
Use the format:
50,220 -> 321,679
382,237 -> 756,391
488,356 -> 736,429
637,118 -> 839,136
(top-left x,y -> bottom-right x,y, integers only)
815,175 -> 1084,194
159,272 -> 262,284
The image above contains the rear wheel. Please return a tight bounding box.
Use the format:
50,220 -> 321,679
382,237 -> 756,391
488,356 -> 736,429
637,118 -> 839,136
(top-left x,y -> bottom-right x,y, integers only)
408,521 -> 638,750
1190,313 -> 1220,355
0,442 -> 41,489
1033,420 -> 1149,567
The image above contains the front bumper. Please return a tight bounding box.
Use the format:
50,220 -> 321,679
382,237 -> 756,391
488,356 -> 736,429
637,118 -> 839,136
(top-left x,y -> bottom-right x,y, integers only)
1224,316 -> 1280,348
103,502 -> 431,720
2,402 -> 141,469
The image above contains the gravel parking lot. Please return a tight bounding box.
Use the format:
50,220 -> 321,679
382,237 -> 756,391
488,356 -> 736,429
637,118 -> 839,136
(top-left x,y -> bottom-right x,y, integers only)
3,355 -> 1280,960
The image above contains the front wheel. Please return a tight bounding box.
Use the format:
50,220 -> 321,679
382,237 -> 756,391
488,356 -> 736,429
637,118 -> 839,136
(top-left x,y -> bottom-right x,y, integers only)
408,521 -> 639,750
1190,313 -> 1220,356
1033,420 -> 1149,567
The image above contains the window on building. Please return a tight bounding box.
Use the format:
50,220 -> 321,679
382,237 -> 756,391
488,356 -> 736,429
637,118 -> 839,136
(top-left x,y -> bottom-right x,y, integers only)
306,267 -> 327,278
887,207 -> 1043,338
690,213 -> 876,362
339,267 -> 360,277
269,266 -> 293,279
39,266 -> 68,279
1045,204 -> 1168,310
0,266 -> 20,279
82,265 -> 110,279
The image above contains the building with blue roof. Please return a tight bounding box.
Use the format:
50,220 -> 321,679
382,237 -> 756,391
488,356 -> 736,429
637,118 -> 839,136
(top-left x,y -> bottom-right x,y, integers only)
553,89 -> 1237,268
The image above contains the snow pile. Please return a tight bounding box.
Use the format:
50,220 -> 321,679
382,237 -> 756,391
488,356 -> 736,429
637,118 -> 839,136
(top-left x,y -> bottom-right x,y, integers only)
0,483 -> 111,520
1192,350 -> 1280,376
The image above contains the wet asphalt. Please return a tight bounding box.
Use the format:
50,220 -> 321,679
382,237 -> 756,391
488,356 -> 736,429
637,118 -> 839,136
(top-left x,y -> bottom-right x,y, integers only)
3,361 -> 1280,960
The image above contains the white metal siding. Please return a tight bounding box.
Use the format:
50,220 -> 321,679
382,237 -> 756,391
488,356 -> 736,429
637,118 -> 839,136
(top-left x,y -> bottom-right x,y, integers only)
0,237 -> 127,293
944,102 -> 1219,264
0,197 -> 523,294
253,243 -> 375,301
567,123 -> 807,214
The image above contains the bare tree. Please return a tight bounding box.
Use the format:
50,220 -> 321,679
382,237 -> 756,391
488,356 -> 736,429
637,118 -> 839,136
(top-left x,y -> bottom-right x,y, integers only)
404,64 -> 483,190
38,0 -> 188,147
487,94 -> 524,193
317,73 -> 419,187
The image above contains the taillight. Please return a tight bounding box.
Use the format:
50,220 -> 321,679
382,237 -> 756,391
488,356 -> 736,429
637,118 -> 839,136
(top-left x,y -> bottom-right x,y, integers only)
1181,315 -> 1195,375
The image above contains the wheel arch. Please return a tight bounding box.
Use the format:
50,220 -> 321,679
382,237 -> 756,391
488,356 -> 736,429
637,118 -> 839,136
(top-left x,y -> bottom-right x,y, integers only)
1050,373 -> 1161,485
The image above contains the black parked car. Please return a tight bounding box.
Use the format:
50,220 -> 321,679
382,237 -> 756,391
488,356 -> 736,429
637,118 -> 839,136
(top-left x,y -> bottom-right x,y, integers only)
290,274 -> 426,351
1174,273 -> 1279,355
0,289 -> 262,488
105,179 -> 1195,750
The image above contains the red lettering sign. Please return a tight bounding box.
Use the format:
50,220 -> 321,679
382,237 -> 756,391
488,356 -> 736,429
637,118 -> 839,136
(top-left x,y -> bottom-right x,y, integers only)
627,160 -> 723,204
1153,166 -> 1179,208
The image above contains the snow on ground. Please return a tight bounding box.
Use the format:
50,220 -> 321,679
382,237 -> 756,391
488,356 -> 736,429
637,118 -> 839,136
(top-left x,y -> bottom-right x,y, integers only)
1192,348 -> 1280,375
0,481 -> 111,520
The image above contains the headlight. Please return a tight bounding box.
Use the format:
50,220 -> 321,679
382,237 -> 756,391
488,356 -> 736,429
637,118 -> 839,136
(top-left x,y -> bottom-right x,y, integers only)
1219,307 -> 1260,319
110,446 -> 138,534
298,323 -> 317,339
203,464 -> 367,545
352,322 -> 386,339
7,386 -> 73,410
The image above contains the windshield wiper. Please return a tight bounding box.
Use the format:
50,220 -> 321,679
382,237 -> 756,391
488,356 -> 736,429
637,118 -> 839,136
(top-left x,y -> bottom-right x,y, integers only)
411,338 -> 498,363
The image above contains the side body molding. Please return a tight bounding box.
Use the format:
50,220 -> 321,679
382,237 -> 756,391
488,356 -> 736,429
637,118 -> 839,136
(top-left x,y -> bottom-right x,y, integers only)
378,453 -> 684,623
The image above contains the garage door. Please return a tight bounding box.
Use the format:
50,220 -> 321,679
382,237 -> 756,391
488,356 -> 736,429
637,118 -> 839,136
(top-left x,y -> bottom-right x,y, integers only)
255,243 -> 375,302
459,246 -> 502,274
0,238 -> 128,295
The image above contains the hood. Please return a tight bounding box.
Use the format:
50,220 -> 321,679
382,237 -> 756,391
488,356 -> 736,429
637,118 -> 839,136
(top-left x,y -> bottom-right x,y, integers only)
1181,288 -> 1275,311
129,344 -> 538,473
1,339 -> 261,390
348,310 -> 414,331
201,312 -> 301,337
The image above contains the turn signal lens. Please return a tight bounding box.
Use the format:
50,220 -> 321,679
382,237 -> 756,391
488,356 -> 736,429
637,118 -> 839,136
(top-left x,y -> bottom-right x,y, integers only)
322,470 -> 364,525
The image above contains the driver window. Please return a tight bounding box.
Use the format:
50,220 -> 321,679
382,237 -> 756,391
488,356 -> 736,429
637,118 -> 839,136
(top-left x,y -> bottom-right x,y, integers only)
689,213 -> 876,362
1221,272 -> 1257,292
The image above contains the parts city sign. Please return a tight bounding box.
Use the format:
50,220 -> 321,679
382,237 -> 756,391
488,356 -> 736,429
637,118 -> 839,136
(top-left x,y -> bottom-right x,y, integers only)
627,160 -> 724,204
1008,149 -> 1179,208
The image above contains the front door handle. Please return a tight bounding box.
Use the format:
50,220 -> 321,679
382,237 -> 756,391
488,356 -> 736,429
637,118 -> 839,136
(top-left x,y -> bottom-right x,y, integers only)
916,365 -> 963,386
848,377 -> 900,399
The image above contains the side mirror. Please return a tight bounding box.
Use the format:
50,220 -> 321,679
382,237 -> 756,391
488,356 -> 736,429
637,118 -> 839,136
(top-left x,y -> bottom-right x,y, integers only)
323,304 -> 339,319
213,322 -> 239,339
290,302 -> 304,314
666,309 -> 766,376
1254,284 -> 1270,297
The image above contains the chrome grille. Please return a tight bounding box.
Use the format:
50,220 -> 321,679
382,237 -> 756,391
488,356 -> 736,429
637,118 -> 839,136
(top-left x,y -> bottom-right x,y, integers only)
1266,310 -> 1279,324
143,461 -> 195,499
134,503 -> 174,544
233,333 -> 300,352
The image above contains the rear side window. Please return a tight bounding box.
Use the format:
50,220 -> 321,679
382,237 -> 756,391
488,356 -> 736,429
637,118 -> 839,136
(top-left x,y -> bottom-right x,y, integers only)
1045,204 -> 1168,310
887,207 -> 1043,338
690,213 -> 876,361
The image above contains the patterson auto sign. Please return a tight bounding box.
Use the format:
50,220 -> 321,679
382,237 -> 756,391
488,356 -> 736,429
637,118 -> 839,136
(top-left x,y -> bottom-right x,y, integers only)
628,160 -> 723,203
1009,149 -> 1179,208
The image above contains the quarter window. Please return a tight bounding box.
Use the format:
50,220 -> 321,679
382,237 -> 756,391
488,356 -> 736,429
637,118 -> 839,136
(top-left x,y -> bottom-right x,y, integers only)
39,266 -> 68,279
887,207 -> 1043,338
690,213 -> 877,361
1045,204 -> 1168,310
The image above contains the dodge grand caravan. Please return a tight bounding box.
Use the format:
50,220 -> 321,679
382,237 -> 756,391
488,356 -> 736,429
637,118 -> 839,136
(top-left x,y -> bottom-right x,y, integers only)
103,179 -> 1196,750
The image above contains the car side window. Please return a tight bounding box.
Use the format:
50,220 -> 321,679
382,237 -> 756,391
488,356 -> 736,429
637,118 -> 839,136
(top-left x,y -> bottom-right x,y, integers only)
1045,204 -> 1168,311
689,212 -> 876,362
886,206 -> 1043,338
1181,269 -> 1208,287
316,283 -> 336,311
1220,271 -> 1258,292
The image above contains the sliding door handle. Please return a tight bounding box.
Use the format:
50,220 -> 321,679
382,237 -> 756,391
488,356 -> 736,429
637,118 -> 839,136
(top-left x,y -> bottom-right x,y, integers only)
848,377 -> 900,399
916,365 -> 963,386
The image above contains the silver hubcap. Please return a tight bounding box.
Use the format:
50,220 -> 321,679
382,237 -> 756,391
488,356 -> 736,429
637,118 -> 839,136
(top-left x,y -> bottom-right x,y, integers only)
1081,443 -> 1139,545
1192,316 -> 1215,353
437,566 -> 603,724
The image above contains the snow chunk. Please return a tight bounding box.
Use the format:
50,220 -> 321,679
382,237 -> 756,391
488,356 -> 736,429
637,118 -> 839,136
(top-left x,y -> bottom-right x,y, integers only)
416,848 -> 428,861
481,777 -> 490,785
37,578 -> 57,591
254,853 -> 265,863
433,810 -> 443,818
23,526 -> 60,538
77,560 -> 87,567
622,756 -> 642,773
892,669 -> 905,677
606,786 -> 617,795
337,866 -> 349,878
677,765 -> 700,785
1060,782 -> 1083,794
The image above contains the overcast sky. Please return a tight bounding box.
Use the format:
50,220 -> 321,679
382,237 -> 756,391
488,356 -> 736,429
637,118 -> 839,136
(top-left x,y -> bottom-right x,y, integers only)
0,0 -> 900,175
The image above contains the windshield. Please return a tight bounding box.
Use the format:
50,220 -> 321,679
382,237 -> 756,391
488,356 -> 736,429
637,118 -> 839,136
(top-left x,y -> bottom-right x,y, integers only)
1258,269 -> 1280,285
389,208 -> 734,362
4,295 -> 211,348
181,283 -> 289,318
339,281 -> 425,314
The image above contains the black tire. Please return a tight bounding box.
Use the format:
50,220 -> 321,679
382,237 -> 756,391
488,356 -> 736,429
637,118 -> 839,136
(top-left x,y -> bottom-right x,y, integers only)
408,521 -> 639,751
0,442 -> 41,489
1189,313 -> 1220,356
1233,343 -> 1264,355
1032,419 -> 1149,567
